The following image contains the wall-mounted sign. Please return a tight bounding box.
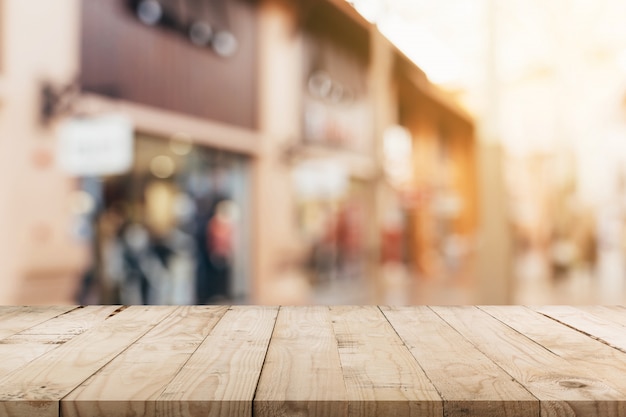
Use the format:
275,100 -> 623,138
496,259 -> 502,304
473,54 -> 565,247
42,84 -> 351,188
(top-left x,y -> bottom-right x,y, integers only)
292,159 -> 348,200
57,115 -> 134,176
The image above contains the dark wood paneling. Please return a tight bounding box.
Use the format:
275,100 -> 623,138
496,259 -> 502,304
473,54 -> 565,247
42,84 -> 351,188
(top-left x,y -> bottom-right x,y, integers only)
80,0 -> 258,129
301,0 -> 370,65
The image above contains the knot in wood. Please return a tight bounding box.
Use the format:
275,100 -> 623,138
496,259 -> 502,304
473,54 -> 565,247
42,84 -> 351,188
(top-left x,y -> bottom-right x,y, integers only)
559,380 -> 587,389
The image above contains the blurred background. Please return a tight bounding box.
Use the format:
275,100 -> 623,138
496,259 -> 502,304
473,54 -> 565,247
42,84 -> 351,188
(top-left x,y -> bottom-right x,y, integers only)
1,0 -> 626,305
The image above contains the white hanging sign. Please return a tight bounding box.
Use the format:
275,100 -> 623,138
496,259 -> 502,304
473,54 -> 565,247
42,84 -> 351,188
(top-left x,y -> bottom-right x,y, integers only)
292,159 -> 348,199
57,115 -> 134,176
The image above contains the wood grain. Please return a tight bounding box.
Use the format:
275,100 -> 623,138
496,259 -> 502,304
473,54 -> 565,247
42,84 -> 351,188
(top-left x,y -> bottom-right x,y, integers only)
0,306 -> 175,417
0,306 -> 77,340
532,305 -> 626,353
480,306 -> 626,399
0,306 -> 118,378
574,306 -> 626,327
0,307 -> 21,317
155,306 -> 278,417
16,306 -> 119,339
432,306 -> 626,417
0,306 -> 625,417
254,306 -> 348,417
61,306 -> 228,417
330,306 -> 442,417
383,306 -> 538,417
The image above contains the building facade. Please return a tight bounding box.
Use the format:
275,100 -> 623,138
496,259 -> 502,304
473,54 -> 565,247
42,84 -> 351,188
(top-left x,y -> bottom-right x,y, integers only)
0,0 -> 476,304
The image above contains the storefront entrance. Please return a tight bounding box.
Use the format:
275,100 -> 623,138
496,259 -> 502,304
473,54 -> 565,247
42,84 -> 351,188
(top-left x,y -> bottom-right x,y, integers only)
78,134 -> 251,305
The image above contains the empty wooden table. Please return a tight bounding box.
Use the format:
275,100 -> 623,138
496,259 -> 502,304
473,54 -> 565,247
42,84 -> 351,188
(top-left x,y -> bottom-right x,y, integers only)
1,305 -> 626,416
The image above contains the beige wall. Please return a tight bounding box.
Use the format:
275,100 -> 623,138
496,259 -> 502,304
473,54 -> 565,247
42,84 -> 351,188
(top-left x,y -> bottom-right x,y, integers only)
255,0 -> 308,304
0,0 -> 89,303
0,1 -> 16,301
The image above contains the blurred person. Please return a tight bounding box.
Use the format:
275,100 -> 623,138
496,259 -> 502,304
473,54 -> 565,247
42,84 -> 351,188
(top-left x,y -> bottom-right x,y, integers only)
549,231 -> 577,282
159,192 -> 197,304
206,200 -> 237,299
380,208 -> 412,305
77,202 -> 126,305
194,191 -> 237,304
336,199 -> 365,279
571,207 -> 597,280
117,221 -> 152,304
595,171 -> 626,303
193,166 -> 229,304
313,204 -> 340,282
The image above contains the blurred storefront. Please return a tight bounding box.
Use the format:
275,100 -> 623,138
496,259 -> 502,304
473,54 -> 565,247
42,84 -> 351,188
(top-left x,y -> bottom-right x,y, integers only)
395,60 -> 477,286
77,135 -> 251,305
0,0 -> 477,304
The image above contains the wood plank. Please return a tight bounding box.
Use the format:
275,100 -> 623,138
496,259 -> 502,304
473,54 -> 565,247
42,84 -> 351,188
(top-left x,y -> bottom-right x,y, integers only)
0,307 -> 21,316
155,306 -> 278,417
0,306 -> 119,378
574,306 -> 626,328
569,305 -> 626,331
432,306 -> 626,417
17,305 -> 119,338
0,341 -> 57,383
532,306 -> 626,352
0,306 -> 78,339
480,306 -> 626,400
382,306 -> 538,417
0,305 -> 176,417
254,306 -> 348,417
330,306 -> 442,417
61,305 -> 229,417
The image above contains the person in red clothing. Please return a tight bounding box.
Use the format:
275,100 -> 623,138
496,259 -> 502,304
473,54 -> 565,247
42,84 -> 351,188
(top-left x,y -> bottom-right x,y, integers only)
205,200 -> 238,300
207,201 -> 234,264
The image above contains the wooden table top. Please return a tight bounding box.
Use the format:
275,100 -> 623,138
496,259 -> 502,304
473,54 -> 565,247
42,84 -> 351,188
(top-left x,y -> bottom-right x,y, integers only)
0,305 -> 625,417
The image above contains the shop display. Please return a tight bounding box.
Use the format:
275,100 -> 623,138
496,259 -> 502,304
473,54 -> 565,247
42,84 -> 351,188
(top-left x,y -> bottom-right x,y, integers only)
77,135 -> 251,305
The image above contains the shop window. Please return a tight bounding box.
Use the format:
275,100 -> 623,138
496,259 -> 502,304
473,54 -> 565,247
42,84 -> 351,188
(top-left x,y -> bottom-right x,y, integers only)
292,159 -> 374,284
76,134 -> 252,305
